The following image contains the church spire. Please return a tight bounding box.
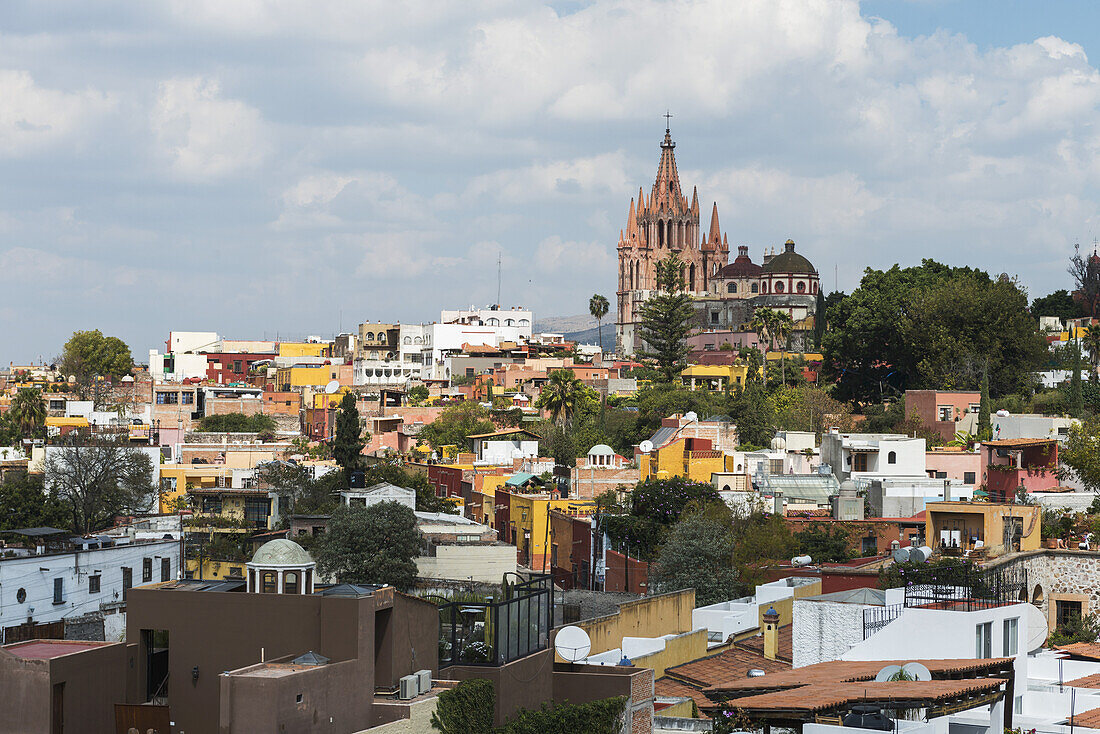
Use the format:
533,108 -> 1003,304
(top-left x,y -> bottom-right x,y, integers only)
651,123 -> 684,214
703,202 -> 721,250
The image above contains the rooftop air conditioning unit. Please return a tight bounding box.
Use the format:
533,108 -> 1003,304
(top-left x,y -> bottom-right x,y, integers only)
398,674 -> 418,700
415,669 -> 432,695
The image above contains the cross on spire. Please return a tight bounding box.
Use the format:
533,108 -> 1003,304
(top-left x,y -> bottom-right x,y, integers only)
664,110 -> 673,131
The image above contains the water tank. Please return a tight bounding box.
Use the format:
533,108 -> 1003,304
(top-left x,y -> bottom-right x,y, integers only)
791,555 -> 812,566
892,547 -> 910,563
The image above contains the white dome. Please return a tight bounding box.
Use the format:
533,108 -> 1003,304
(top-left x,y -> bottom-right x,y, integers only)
770,436 -> 787,450
589,444 -> 615,456
251,539 -> 313,566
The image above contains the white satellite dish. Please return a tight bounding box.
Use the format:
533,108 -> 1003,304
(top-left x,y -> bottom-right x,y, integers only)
684,411 -> 698,422
901,662 -> 932,681
325,380 -> 340,394
1026,603 -> 1049,654
639,440 -> 654,454
554,626 -> 591,663
874,664 -> 903,682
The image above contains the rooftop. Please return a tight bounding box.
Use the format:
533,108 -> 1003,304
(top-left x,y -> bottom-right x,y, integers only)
4,640 -> 116,660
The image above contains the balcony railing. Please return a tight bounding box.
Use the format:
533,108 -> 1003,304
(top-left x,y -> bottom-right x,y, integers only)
437,574 -> 553,667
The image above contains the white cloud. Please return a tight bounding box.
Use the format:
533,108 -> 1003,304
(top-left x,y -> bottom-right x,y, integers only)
151,77 -> 269,179
0,70 -> 112,156
535,235 -> 614,273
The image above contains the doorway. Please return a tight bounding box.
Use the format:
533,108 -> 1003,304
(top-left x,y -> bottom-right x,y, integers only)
143,629 -> 170,704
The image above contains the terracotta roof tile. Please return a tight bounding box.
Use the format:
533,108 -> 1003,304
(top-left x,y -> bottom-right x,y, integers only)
1066,673 -> 1100,689
655,676 -> 714,716
665,645 -> 790,689
737,625 -> 793,662
1070,707 -> 1100,728
719,678 -> 1006,714
1057,642 -> 1100,661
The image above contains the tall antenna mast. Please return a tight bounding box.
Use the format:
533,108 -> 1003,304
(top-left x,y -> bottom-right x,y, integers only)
497,251 -> 502,307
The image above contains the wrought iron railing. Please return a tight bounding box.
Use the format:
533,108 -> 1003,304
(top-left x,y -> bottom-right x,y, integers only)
863,603 -> 904,639
437,574 -> 553,667
903,563 -> 1027,612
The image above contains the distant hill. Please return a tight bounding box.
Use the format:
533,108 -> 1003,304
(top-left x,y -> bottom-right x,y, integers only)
536,314 -> 615,351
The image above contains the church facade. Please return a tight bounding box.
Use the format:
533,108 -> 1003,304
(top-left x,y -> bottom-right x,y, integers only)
615,128 -> 821,355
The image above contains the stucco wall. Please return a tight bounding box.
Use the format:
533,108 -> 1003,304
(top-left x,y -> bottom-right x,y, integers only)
792,599 -> 870,668
574,589 -> 696,658
415,545 -> 517,583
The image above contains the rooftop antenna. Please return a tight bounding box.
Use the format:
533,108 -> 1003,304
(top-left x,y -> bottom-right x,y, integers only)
497,251 -> 502,308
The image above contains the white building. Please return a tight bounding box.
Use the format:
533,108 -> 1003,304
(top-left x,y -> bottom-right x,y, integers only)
470,429 -> 540,465
693,577 -> 819,644
820,430 -> 926,483
340,482 -> 416,509
0,537 -> 180,641
414,513 -> 517,583
439,306 -> 533,341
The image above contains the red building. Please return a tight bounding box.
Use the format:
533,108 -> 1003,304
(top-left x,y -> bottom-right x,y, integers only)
205,353 -> 275,384
981,438 -> 1060,502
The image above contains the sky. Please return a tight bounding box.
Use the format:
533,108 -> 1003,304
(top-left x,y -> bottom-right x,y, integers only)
3,0 -> 1100,364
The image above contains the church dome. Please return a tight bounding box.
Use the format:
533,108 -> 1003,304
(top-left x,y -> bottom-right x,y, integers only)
717,245 -> 762,278
762,240 -> 816,275
252,539 -> 313,566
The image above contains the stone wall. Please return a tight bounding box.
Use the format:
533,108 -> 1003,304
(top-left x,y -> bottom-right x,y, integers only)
989,549 -> 1100,632
63,612 -> 105,641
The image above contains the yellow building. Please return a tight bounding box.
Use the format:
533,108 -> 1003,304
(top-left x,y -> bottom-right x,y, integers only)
158,465 -> 234,512
275,365 -> 337,390
278,342 -> 328,358
505,493 -> 595,572
924,501 -> 1040,556
638,437 -> 737,483
680,364 -> 754,391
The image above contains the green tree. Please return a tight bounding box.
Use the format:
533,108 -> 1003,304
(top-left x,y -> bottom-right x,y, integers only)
589,293 -> 610,353
794,524 -> 853,563
58,330 -> 134,400
431,678 -> 495,734
650,506 -> 740,606
729,380 -> 773,448
408,385 -> 430,405
0,472 -> 68,531
536,370 -> 592,428
977,360 -> 992,441
419,402 -> 496,450
313,501 -> 419,590
1062,417 -> 1100,491
259,462 -> 342,516
1032,289 -> 1085,323
332,391 -> 365,474
1070,340 -> 1085,417
198,412 -> 277,433
9,388 -> 46,439
497,697 -> 626,734
637,255 -> 696,382
1049,612 -> 1100,646
44,440 -> 156,534
813,288 -> 827,349
1070,244 -> 1100,318
823,261 -> 1045,402
1086,326 -> 1100,383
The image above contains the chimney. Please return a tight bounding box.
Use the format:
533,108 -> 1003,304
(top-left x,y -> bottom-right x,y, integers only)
763,606 -> 780,660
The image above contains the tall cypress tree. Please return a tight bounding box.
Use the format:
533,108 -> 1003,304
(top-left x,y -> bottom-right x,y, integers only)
813,288 -> 827,349
332,391 -> 365,474
638,255 -> 697,383
977,359 -> 992,441
1071,341 -> 1085,418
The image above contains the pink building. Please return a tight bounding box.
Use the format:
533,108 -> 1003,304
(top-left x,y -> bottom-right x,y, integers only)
981,438 -> 1060,502
905,390 -> 981,442
925,448 -> 982,489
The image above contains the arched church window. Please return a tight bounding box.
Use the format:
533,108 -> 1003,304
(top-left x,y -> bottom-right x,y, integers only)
728,283 -> 737,294
751,283 -> 759,293
657,220 -> 665,247
775,282 -> 785,293
797,281 -> 806,293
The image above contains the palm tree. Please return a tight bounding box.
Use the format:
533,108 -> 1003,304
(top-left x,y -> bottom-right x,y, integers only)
537,370 -> 587,427
750,308 -> 777,383
589,294 -> 610,354
9,388 -> 46,439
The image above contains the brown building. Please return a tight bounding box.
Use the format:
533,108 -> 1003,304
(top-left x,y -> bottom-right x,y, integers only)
905,389 -> 982,442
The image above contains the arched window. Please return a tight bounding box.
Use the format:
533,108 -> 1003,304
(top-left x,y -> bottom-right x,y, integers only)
688,263 -> 696,291
519,319 -> 529,326
487,318 -> 499,326
797,281 -> 806,293
657,220 -> 665,247
414,337 -> 422,344
365,332 -> 374,341
403,336 -> 412,345
775,281 -> 785,293
505,319 -> 515,326
727,283 -> 737,294
812,282 -> 818,294
751,283 -> 759,293
888,451 -> 897,464
667,220 -> 674,247
262,572 -> 277,594
761,283 -> 768,294
284,571 -> 299,595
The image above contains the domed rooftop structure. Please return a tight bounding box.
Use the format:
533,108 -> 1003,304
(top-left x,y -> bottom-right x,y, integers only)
252,538 -> 313,566
247,539 -> 316,595
589,444 -> 615,455
770,436 -> 787,451
716,245 -> 762,278
762,240 -> 816,275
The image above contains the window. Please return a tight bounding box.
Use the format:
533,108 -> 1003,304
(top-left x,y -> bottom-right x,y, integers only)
797,281 -> 806,293
161,558 -> 171,582
53,577 -> 64,604
262,572 -> 277,594
1057,600 -> 1083,628
202,496 -> 222,514
853,453 -> 868,472
964,471 -> 976,484
89,574 -> 101,594
1003,617 -> 1019,656
284,571 -> 299,594
233,360 -> 243,373
769,459 -> 784,475
862,535 -> 877,555
727,283 -> 737,293
16,587 -> 26,603
938,406 -> 952,421
181,392 -> 194,405
710,311 -> 719,324
775,281 -> 785,293
751,283 -> 759,293
296,694 -> 304,704
244,497 -> 272,526
122,567 -> 133,600
156,391 -> 179,405
969,403 -> 981,413
887,451 -> 897,464
976,621 -> 992,658
935,471 -> 947,479
143,558 -> 152,583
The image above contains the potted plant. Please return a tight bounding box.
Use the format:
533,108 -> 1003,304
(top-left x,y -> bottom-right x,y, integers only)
1041,509 -> 1059,549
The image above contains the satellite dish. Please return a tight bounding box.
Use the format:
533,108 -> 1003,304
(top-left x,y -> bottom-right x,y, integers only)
639,440 -> 654,454
892,547 -> 911,563
874,664 -> 903,682
325,380 -> 340,394
902,662 -> 932,681
554,626 -> 591,663
1026,603 -> 1049,654
684,411 -> 698,422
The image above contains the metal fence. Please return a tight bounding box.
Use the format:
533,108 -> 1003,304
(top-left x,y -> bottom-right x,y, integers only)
438,574 -> 553,667
903,563 -> 1028,612
863,603 -> 904,639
